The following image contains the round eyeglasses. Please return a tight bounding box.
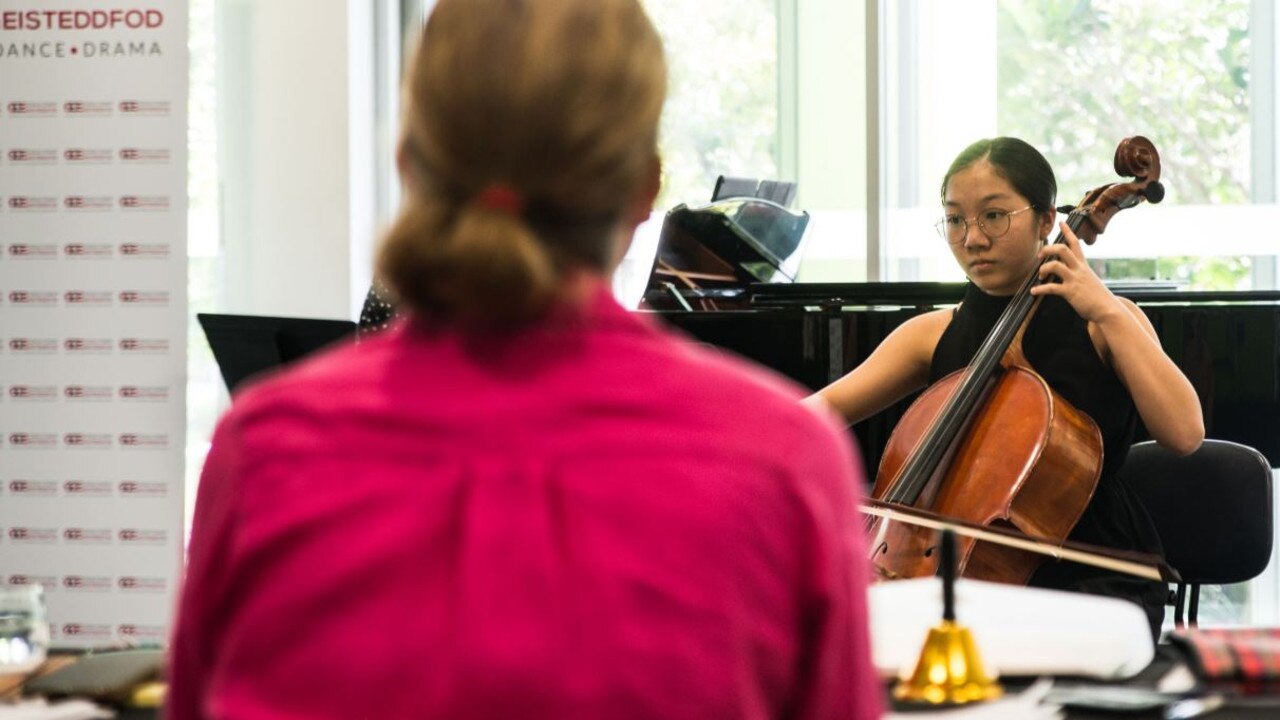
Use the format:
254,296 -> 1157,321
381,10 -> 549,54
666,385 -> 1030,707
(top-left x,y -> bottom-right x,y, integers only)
935,205 -> 1035,244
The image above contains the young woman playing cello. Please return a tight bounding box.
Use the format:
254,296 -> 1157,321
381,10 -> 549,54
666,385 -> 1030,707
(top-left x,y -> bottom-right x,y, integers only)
806,137 -> 1204,638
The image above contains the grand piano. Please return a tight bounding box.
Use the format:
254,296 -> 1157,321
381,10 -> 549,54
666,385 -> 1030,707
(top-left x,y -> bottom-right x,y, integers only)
640,199 -> 1280,478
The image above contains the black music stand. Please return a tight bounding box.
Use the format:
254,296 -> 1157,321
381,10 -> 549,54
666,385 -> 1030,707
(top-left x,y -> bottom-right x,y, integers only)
712,175 -> 798,209
197,313 -> 356,394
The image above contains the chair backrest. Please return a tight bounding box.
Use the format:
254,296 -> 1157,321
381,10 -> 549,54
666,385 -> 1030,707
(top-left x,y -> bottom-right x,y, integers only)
1122,439 -> 1274,585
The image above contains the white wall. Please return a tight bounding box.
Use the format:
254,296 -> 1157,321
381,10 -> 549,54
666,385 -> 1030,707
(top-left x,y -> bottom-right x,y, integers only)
219,0 -> 373,320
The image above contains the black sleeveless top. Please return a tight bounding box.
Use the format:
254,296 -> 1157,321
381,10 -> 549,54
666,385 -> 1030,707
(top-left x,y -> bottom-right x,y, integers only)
929,282 -> 1167,638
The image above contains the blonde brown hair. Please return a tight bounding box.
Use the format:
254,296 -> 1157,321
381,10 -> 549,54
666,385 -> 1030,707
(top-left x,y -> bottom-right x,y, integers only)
377,0 -> 667,329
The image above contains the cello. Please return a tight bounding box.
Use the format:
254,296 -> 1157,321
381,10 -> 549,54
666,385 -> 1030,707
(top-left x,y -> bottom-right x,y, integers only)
867,136 -> 1166,583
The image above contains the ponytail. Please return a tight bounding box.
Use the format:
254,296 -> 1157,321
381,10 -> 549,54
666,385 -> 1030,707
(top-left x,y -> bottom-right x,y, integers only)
377,196 -> 560,330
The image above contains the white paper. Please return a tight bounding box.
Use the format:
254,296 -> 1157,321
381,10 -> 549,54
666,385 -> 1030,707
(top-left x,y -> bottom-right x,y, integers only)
870,578 -> 1155,679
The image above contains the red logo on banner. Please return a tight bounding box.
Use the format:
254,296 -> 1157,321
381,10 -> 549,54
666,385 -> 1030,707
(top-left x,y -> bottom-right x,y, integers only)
62,386 -> 113,401
7,527 -> 55,542
6,101 -> 56,115
118,195 -> 168,210
64,338 -> 113,353
64,243 -> 113,257
8,338 -> 57,353
118,147 -> 169,163
64,528 -> 111,543
8,480 -> 56,495
8,291 -> 57,305
7,148 -> 56,163
64,433 -> 112,447
62,576 -> 111,591
5,381 -> 55,397
118,481 -> 165,496
118,529 -> 165,543
8,576 -> 30,585
64,149 -> 83,160
63,290 -> 112,305
7,243 -> 57,257
116,576 -> 165,591
115,242 -> 169,257
10,433 -> 29,445
8,385 -> 55,400
118,291 -> 168,305
118,338 -> 168,353
8,196 -> 57,210
64,195 -> 112,210
64,481 -> 83,494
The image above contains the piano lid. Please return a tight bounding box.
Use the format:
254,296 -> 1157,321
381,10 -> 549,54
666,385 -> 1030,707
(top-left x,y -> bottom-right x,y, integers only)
641,197 -> 810,310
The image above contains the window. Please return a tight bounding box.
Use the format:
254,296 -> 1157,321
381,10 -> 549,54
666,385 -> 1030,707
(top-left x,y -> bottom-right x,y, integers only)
614,0 -> 781,305
882,0 -> 1271,293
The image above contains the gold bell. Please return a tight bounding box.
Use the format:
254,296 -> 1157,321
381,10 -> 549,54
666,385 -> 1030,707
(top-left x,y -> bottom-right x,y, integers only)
892,529 -> 1003,705
892,618 -> 1002,704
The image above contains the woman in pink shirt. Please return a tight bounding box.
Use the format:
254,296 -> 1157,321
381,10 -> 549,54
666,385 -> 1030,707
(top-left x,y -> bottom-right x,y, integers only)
168,0 -> 881,717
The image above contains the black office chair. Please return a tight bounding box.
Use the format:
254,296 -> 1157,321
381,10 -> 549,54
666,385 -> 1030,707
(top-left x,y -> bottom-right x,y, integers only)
1122,439 -> 1274,627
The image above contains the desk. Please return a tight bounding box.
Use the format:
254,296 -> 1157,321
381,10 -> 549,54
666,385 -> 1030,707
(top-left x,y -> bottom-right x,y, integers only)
10,648 -> 1280,719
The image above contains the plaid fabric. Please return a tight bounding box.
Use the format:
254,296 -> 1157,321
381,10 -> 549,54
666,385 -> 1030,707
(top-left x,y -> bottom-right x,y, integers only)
1171,627 -> 1280,692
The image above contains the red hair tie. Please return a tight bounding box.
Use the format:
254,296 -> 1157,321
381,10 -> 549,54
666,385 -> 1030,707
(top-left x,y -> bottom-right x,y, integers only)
475,183 -> 525,216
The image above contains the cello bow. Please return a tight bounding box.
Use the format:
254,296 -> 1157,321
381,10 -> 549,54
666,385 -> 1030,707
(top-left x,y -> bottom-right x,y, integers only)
859,498 -> 1180,584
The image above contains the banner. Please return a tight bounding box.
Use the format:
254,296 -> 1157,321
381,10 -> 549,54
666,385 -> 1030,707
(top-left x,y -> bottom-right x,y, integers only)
0,1 -> 187,649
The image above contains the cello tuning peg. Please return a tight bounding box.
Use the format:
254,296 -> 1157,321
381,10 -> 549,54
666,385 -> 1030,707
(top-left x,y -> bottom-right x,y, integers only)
1055,204 -> 1076,215
1144,181 -> 1165,204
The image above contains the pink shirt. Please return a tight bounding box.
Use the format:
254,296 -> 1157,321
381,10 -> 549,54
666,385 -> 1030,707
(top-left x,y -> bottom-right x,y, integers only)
169,286 -> 881,719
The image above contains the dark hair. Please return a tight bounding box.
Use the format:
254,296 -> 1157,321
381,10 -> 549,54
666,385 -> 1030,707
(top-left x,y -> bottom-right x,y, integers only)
940,137 -> 1056,213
